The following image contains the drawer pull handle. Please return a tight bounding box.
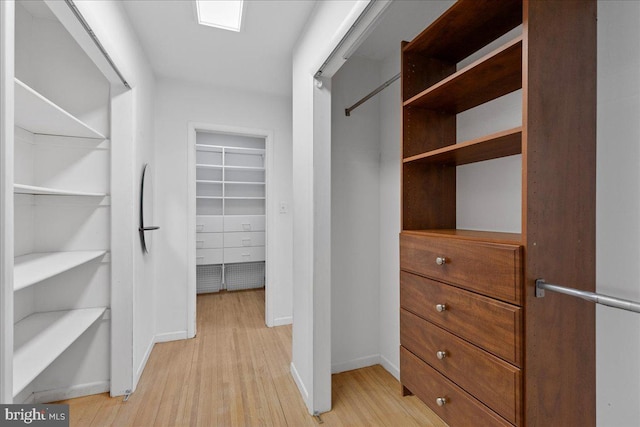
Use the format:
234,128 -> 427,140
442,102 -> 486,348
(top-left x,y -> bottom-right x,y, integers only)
436,350 -> 447,360
436,256 -> 447,266
436,397 -> 447,407
436,304 -> 447,312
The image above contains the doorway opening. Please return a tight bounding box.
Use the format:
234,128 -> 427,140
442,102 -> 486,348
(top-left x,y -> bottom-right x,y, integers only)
187,123 -> 274,336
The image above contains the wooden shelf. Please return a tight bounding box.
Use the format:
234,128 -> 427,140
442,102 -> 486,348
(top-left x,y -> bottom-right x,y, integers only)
404,37 -> 522,113
13,307 -> 106,397
14,183 -> 107,197
402,229 -> 522,245
403,127 -> 522,166
403,0 -> 521,63
14,251 -> 106,291
14,78 -> 106,139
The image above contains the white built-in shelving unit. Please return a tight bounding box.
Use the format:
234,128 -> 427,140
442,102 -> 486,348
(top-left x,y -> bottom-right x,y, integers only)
5,0 -> 112,403
195,135 -> 266,293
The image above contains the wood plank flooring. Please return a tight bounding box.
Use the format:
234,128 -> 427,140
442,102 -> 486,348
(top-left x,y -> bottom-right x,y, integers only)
58,289 -> 447,426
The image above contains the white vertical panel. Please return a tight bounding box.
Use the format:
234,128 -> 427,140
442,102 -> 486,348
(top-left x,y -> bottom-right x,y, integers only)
0,0 -> 15,404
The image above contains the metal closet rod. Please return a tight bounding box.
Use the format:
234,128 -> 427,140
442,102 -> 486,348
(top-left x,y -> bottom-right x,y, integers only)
64,0 -> 130,89
535,279 -> 640,313
345,72 -> 400,117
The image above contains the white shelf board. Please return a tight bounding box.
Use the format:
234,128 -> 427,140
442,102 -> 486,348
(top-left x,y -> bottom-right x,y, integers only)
196,196 -> 223,200
225,197 -> 266,200
195,144 -> 223,152
225,147 -> 265,155
196,164 -> 223,170
13,307 -> 107,397
14,251 -> 106,291
225,181 -> 265,185
223,165 -> 265,171
14,183 -> 108,197
14,78 -> 106,139
196,180 -> 223,184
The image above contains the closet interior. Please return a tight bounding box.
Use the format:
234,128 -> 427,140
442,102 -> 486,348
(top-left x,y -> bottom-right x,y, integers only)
195,132 -> 266,293
10,0 -> 111,403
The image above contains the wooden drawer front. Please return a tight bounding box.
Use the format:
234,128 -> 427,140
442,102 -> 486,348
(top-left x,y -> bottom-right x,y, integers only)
224,247 -> 265,264
196,232 -> 223,249
224,232 -> 265,248
401,347 -> 511,427
224,215 -> 265,232
196,215 -> 223,233
400,233 -> 522,304
401,309 -> 521,425
401,271 -> 522,366
196,248 -> 223,265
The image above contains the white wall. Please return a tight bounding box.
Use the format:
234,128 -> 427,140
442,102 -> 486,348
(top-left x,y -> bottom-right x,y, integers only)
154,77 -> 293,338
330,56 -> 381,374
291,0 -> 368,414
596,2 -> 640,425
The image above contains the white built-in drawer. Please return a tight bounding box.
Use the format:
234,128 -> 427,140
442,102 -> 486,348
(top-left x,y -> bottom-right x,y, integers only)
224,232 -> 265,248
224,246 -> 265,263
196,233 -> 223,249
196,215 -> 223,233
196,248 -> 223,265
224,215 -> 265,232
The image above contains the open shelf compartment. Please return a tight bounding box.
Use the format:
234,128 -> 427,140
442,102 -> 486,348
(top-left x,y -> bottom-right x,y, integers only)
14,251 -> 107,291
14,78 -> 106,140
14,184 -> 108,197
404,37 -> 522,114
13,307 -> 107,397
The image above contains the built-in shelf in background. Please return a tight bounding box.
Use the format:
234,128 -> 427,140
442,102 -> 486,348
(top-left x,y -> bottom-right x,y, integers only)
14,251 -> 107,291
13,307 -> 107,397
196,196 -> 223,200
225,197 -> 266,200
14,184 -> 108,197
14,78 -> 106,140
196,164 -> 223,169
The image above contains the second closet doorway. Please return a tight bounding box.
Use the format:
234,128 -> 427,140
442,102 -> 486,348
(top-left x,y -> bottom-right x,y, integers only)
187,124 -> 274,334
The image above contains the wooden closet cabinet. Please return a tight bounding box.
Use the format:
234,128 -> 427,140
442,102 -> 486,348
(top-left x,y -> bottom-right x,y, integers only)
399,0 -> 596,425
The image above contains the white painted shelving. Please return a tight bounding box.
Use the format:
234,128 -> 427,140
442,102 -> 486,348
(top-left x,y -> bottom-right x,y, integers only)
14,78 -> 106,139
13,308 -> 107,397
14,251 -> 107,291
14,184 -> 107,197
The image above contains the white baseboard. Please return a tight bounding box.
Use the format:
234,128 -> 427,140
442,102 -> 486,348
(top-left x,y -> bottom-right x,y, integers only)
271,316 -> 292,327
380,354 -> 400,380
331,354 -> 380,374
290,362 -> 309,406
155,330 -> 188,343
32,381 -> 110,403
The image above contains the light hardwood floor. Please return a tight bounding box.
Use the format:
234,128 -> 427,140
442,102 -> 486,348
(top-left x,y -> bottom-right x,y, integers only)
58,289 -> 447,426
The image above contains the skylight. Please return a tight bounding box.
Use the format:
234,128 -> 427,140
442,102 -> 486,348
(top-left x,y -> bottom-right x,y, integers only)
196,0 -> 244,32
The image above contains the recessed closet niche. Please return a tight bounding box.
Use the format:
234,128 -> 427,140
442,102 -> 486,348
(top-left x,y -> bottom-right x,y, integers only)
12,0 -> 111,403
195,131 -> 266,293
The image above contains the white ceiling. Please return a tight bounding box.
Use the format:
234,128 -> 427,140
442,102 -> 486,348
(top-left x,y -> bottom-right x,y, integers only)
122,0 -> 317,97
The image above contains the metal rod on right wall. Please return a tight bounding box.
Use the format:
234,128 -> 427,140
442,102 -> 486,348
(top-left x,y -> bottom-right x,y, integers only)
535,279 -> 640,313
345,72 -> 400,117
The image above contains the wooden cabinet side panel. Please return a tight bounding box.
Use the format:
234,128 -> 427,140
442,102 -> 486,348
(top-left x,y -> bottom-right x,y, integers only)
523,1 -> 597,425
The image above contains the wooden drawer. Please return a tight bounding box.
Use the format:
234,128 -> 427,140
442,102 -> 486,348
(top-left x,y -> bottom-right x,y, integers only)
224,231 -> 265,248
401,309 -> 521,425
196,232 -> 223,249
224,215 -> 265,232
224,246 -> 265,264
400,232 -> 522,304
196,248 -> 223,265
401,271 -> 522,366
401,347 -> 511,427
196,215 -> 223,233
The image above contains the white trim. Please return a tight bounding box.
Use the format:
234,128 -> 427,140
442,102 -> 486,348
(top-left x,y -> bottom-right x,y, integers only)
272,316 -> 293,327
290,362 -> 309,402
134,337 -> 155,388
187,122 -> 275,333
32,380 -> 110,404
331,354 -> 380,374
0,0 -> 14,404
379,355 -> 399,381
154,331 -> 188,343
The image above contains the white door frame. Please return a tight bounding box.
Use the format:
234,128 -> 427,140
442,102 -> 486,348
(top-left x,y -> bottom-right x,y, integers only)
187,122 -> 275,336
